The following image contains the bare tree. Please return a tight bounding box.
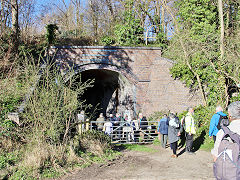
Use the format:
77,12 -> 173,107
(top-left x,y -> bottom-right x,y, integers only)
218,0 -> 224,60
11,0 -> 19,46
18,0 -> 36,42
0,0 -> 10,35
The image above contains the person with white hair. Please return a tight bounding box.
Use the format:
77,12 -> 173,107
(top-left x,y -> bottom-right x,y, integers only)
211,101 -> 240,161
209,105 -> 227,142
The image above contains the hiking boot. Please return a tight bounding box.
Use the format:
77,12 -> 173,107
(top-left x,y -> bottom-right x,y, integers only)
171,154 -> 177,158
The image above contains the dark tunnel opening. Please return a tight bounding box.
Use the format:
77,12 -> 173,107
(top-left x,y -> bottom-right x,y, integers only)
77,69 -> 120,119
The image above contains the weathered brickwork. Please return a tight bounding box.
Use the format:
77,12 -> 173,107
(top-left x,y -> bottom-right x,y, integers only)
50,46 -> 202,116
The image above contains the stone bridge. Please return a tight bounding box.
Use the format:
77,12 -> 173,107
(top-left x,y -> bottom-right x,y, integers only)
49,46 -> 202,118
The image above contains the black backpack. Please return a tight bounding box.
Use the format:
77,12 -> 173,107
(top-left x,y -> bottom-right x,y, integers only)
217,113 -> 229,130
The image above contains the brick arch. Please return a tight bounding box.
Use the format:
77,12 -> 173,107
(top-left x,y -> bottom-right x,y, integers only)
63,63 -> 139,85
63,63 -> 138,117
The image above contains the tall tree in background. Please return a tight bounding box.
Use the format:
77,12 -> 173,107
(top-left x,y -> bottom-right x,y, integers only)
11,0 -> 19,53
0,0 -> 19,72
114,0 -> 144,45
0,0 -> 10,36
166,0 -> 240,107
89,0 -> 100,37
18,0 -> 36,42
218,0 -> 224,60
35,0 -> 171,47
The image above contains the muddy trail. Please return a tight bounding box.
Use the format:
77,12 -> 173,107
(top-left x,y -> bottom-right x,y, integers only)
60,144 -> 214,180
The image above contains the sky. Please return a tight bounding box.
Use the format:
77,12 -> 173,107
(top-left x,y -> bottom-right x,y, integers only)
35,0 -> 86,10
36,0 -> 70,7
35,0 -> 69,12
33,0 -> 87,33
34,0 -> 87,18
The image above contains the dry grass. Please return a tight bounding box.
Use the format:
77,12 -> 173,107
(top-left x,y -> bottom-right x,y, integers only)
0,136 -> 21,153
74,131 -> 112,157
0,55 -> 112,178
81,139 -> 105,156
20,139 -> 69,171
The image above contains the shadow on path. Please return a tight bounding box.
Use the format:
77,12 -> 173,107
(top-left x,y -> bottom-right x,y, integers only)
193,130 -> 206,152
177,130 -> 206,157
177,147 -> 186,157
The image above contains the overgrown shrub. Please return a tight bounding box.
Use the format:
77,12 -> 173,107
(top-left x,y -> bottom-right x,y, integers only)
0,51 -> 119,178
0,54 -> 89,177
100,36 -> 115,46
73,130 -> 112,157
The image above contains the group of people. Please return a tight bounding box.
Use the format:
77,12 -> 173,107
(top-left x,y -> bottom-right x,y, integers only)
209,102 -> 240,159
209,101 -> 240,179
157,101 -> 240,179
76,101 -> 240,178
157,107 -> 196,158
95,112 -> 148,142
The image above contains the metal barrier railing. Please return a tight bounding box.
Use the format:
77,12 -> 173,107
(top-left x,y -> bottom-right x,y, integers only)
90,120 -> 159,144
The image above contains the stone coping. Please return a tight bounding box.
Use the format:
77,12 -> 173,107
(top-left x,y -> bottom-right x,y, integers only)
50,45 -> 162,50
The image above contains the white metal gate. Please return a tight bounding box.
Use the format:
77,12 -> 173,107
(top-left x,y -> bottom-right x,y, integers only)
90,120 -> 159,144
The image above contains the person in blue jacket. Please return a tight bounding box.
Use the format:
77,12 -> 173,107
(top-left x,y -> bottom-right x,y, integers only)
209,106 -> 227,142
157,114 -> 169,148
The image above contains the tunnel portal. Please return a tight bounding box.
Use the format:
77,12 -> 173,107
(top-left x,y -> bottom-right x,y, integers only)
77,69 -> 135,120
51,46 -> 202,116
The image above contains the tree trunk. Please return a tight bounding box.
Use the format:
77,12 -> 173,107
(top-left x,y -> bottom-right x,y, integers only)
0,0 -> 9,36
89,0 -> 98,37
218,0 -> 229,106
105,0 -> 115,21
160,0 -> 208,106
11,0 -> 19,54
218,0 -> 224,60
74,0 -> 82,28
161,1 -> 165,34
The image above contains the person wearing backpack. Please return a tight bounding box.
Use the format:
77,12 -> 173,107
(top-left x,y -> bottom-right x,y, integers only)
185,107 -> 196,154
157,114 -> 169,149
211,101 -> 240,180
209,106 -> 228,143
167,113 -> 181,158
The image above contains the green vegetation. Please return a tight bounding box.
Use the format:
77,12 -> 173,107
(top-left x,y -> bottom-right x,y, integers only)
0,53 -> 117,179
114,10 -> 144,46
45,24 -> 59,45
1,0 -> 240,178
122,144 -> 158,153
200,138 -> 214,151
164,0 -> 240,150
167,0 -> 240,107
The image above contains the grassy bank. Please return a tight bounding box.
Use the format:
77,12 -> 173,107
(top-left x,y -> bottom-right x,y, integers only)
0,55 -> 117,179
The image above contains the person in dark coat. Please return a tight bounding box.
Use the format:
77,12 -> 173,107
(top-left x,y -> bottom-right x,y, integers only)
167,113 -> 181,158
157,114 -> 169,148
138,113 -> 148,142
139,113 -> 148,130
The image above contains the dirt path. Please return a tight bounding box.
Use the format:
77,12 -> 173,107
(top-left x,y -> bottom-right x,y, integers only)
61,145 -> 214,180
